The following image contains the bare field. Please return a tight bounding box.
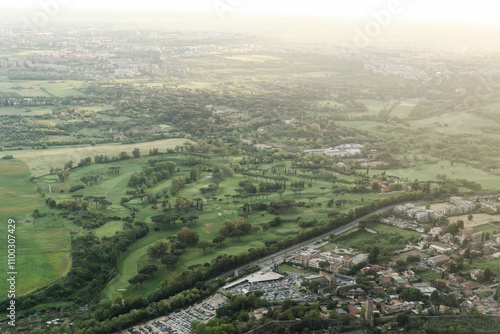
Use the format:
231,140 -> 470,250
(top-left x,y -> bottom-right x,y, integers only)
448,213 -> 500,228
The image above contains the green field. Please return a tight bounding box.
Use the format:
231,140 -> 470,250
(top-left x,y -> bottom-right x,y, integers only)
409,112 -> 500,137
474,224 -> 500,235
0,81 -> 51,97
356,99 -> 390,115
0,160 -> 71,296
328,222 -> 420,254
363,160 -> 500,190
276,264 -> 317,275
390,104 -> 415,118
95,221 -> 124,238
0,105 -> 54,116
225,55 -> 283,62
9,138 -> 195,177
418,269 -> 443,282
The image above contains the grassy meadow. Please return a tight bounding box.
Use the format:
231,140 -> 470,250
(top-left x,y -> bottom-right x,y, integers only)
9,138 -> 194,177
0,160 -> 71,296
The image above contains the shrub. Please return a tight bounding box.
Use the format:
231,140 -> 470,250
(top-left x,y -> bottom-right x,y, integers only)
69,185 -> 85,192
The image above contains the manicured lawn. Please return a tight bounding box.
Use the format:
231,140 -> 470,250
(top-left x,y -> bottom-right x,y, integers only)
276,264 -> 316,275
95,220 -> 124,238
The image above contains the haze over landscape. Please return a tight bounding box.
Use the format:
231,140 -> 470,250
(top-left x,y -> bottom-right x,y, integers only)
1,1 -> 500,333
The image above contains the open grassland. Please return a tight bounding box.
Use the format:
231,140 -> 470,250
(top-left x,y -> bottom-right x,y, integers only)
0,105 -> 53,116
0,160 -> 70,296
409,112 -> 500,138
448,213 -> 500,228
356,99 -> 390,115
363,160 -> 500,190
394,249 -> 428,261
9,138 -> 195,177
0,160 -> 42,219
329,222 -> 420,253
389,104 -> 415,118
13,227 -> 71,295
225,55 -> 283,62
473,223 -> 500,235
0,81 -> 50,97
38,81 -> 85,97
0,79 -> 84,97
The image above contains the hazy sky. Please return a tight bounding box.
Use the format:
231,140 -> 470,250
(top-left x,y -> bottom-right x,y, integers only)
1,0 -> 499,25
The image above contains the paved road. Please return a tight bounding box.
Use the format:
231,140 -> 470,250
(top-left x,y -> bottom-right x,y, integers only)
217,203 -> 402,279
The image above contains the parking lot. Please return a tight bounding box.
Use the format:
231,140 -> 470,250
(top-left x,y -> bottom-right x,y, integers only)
228,277 -> 307,301
122,294 -> 227,334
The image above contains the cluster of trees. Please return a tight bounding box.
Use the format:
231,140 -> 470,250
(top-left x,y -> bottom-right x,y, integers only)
129,160 -> 177,188
218,219 -> 253,241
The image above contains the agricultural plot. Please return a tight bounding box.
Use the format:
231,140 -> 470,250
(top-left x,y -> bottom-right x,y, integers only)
448,213 -> 500,228
363,160 -> 500,190
409,112 -> 500,137
37,80 -> 85,97
225,55 -> 283,62
9,138 -> 194,177
0,81 -> 51,97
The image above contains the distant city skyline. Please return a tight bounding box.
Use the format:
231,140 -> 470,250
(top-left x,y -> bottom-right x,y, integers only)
0,0 -> 499,26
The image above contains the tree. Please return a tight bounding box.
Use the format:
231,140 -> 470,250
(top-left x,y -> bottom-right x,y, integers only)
197,241 -> 215,254
147,241 -> 169,260
368,246 -> 380,263
396,313 -> 410,327
468,213 -> 473,221
212,236 -> 225,246
139,265 -> 158,278
389,183 -> 403,191
430,290 -> 441,305
81,200 -> 89,211
128,274 -> 149,289
176,227 -> 199,246
229,229 -> 243,241
161,254 -> 179,269
132,148 -> 140,158
464,247 -> 471,259
318,261 -> 330,270
64,160 -> 73,170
